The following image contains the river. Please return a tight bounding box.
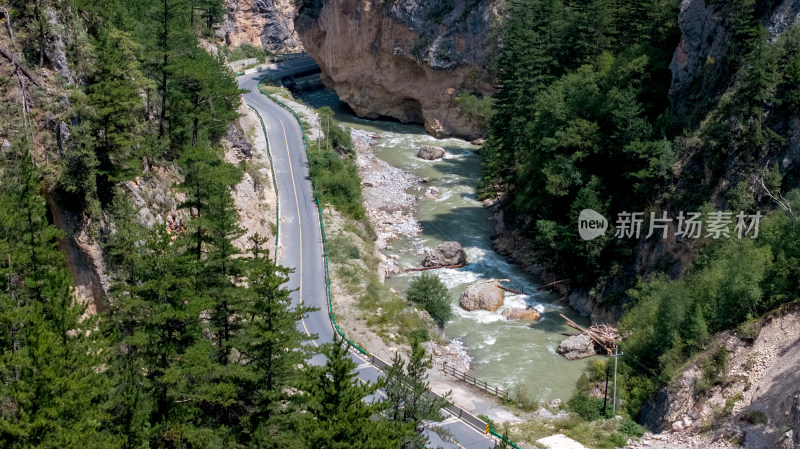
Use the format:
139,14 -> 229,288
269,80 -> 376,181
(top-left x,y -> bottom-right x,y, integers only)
300,89 -> 593,402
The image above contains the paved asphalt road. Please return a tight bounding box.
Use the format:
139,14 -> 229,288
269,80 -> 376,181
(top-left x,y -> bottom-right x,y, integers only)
238,72 -> 496,449
255,55 -> 321,82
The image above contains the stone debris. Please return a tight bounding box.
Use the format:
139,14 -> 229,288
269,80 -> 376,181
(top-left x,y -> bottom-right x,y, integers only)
426,338 -> 473,373
627,431 -> 736,449
502,306 -> 542,321
351,129 -> 422,257
459,280 -> 505,312
417,144 -> 446,160
424,186 -> 440,199
422,241 -> 468,267
556,334 -> 597,360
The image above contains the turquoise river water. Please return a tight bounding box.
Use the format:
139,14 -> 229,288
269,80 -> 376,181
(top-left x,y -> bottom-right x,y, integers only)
300,89 -> 593,402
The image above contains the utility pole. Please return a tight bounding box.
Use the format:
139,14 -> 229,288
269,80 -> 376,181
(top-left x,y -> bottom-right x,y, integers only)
602,361 -> 610,417
612,344 -> 623,417
326,116 -> 330,152
317,115 -> 321,151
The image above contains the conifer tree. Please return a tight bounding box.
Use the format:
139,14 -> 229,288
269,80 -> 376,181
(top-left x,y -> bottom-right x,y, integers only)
88,26 -> 152,203
239,235 -> 315,447
384,338 -> 448,447
0,141 -> 117,448
302,340 -> 413,449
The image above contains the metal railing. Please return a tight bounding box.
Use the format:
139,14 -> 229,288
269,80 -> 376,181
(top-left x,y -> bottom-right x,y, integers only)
441,362 -> 510,400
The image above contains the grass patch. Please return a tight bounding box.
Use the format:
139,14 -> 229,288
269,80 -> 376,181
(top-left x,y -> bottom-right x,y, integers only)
508,415 -> 637,449
308,148 -> 364,220
695,346 -> 728,398
327,233 -> 360,263
743,409 -> 768,425
326,218 -> 427,345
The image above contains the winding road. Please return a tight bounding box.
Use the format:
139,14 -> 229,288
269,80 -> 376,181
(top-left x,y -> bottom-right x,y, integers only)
238,71 -> 497,449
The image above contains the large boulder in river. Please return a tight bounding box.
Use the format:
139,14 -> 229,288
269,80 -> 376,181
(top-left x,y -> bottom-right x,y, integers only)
422,241 -> 467,267
417,145 -> 446,160
502,306 -> 542,321
556,334 -> 597,360
459,281 -> 504,312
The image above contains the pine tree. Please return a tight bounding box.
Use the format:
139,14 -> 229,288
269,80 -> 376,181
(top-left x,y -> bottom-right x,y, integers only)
384,338 -> 448,447
239,235 -> 315,447
482,0 -> 564,191
0,140 -> 117,448
87,26 -> 152,203
302,340 -> 413,449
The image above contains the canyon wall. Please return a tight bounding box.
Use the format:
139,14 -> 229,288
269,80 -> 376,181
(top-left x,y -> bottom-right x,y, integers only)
218,0 -> 303,53
295,0 -> 500,140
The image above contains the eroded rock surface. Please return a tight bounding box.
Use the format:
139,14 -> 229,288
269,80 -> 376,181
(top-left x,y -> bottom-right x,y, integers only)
556,334 -> 597,361
502,307 -> 542,322
417,145 -> 445,160
295,0 -> 499,139
459,281 -> 504,312
422,241 -> 467,267
218,0 -> 302,53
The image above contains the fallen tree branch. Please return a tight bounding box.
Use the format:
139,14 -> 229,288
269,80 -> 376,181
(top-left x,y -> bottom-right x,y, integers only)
560,314 -> 617,355
535,279 -> 570,291
0,45 -> 41,87
498,285 -> 526,295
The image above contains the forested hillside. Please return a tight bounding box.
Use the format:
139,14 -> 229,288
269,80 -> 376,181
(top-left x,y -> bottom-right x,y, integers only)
482,0 -> 800,424
0,0 -> 445,447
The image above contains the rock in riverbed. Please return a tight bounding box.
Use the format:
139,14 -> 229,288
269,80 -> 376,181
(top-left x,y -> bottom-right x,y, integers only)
424,186 -> 440,199
556,334 -> 597,360
460,281 -> 504,312
502,306 -> 542,321
422,241 -> 467,267
417,145 -> 445,160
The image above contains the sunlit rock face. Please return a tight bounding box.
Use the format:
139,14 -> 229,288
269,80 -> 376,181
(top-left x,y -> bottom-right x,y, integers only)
295,0 -> 499,140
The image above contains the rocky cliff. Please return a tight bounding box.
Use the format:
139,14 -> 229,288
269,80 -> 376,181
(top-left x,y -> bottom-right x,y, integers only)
640,302 -> 800,449
218,0 -> 303,53
295,0 -> 499,140
669,0 -> 800,122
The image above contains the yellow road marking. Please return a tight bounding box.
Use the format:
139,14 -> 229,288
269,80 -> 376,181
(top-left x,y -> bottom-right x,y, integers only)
356,377 -> 388,398
280,119 -> 318,348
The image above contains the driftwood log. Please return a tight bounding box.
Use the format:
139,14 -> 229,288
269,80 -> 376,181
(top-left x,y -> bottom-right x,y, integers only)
496,278 -> 569,296
560,314 -> 619,355
536,279 -> 569,291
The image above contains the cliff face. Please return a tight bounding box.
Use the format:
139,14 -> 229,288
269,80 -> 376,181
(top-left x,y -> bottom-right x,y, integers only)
669,0 -> 800,121
641,303 -> 800,448
218,0 -> 302,53
295,0 -> 499,140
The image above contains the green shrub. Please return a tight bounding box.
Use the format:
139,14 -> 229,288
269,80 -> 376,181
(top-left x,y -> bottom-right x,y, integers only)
408,327 -> 430,343
224,43 -> 270,63
508,382 -> 539,412
308,149 -> 364,220
456,91 -> 495,128
407,273 -> 453,328
604,432 -> 629,447
737,316 -> 761,341
618,418 -> 646,437
744,409 -> 768,425
567,393 -> 607,421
